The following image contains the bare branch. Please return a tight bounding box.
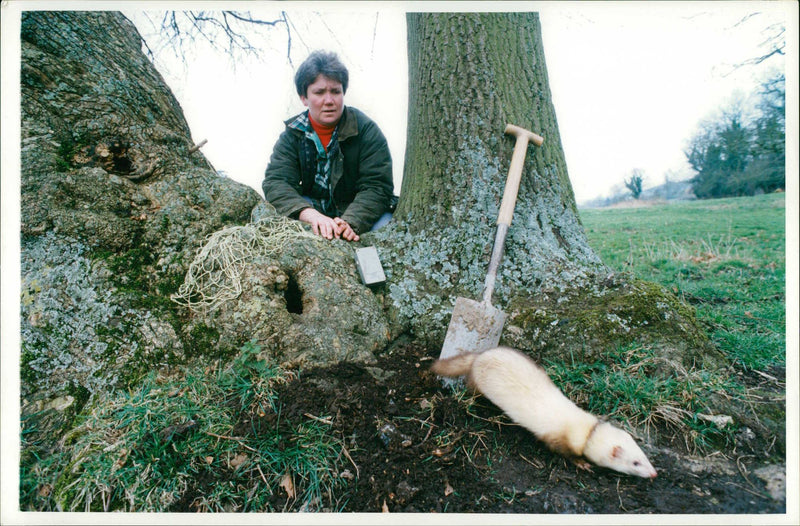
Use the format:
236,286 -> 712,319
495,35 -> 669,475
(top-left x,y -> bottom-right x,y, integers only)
223,11 -> 285,27
282,11 -> 293,65
731,11 -> 762,28
286,14 -> 310,59
146,10 -> 292,66
371,13 -> 379,57
722,13 -> 785,75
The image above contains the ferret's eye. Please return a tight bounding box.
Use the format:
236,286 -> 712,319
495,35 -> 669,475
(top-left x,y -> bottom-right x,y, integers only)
633,461 -> 641,466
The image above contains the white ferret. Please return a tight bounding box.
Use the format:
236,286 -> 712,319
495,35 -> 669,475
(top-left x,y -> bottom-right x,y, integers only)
431,346 -> 657,479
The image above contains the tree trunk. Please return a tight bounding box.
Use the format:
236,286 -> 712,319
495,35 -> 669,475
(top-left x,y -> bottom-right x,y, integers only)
19,11 -> 261,402
373,12 -> 720,368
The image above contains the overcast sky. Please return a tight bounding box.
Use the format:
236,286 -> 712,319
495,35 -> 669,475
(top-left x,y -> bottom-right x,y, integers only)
126,1 -> 792,204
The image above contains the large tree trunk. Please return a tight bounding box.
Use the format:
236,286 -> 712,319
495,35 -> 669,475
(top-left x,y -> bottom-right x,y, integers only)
19,11 -> 260,403
373,12 -> 720,368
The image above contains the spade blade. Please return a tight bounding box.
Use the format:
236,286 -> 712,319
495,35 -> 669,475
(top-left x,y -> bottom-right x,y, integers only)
439,296 -> 506,361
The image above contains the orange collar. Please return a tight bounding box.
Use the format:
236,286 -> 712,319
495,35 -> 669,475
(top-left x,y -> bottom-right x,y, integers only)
309,114 -> 336,150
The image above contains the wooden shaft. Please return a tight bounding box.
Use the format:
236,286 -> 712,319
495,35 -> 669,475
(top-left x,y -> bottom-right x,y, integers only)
480,124 -> 544,304
482,223 -> 509,303
497,124 -> 544,226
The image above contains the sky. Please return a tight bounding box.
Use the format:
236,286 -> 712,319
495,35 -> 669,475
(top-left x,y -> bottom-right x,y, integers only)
123,1 -> 792,204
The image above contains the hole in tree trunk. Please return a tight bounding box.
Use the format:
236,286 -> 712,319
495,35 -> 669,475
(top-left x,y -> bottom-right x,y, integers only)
109,138 -> 133,174
284,273 -> 304,314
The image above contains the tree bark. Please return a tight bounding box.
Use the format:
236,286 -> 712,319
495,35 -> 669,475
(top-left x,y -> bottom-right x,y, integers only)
19,11 -> 261,402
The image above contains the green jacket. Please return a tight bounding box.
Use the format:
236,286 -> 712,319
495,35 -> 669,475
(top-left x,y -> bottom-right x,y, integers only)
262,106 -> 394,234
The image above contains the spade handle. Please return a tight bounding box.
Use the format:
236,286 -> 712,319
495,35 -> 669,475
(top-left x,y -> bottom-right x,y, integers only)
482,124 -> 544,303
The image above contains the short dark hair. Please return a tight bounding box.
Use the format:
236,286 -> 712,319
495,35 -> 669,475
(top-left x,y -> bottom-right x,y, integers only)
294,50 -> 349,97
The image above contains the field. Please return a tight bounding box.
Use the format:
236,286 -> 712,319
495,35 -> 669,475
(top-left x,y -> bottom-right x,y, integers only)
581,193 -> 786,374
20,194 -> 789,517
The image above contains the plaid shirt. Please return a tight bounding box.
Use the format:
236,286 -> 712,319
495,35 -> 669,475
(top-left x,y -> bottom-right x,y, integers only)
287,111 -> 340,217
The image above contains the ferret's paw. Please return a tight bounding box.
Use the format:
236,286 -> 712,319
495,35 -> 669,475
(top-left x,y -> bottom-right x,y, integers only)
572,458 -> 594,472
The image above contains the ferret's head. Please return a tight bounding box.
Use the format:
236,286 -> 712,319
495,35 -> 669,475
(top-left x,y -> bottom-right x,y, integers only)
584,423 -> 657,479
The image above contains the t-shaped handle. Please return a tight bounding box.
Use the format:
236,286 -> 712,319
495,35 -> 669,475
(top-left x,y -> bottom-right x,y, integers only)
497,124 -> 545,226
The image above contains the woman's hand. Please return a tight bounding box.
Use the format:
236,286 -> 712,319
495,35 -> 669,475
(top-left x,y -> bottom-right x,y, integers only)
299,207 -> 339,240
298,208 -> 359,241
333,217 -> 360,242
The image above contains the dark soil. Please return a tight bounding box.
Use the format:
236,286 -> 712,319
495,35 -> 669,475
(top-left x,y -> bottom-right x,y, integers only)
236,340 -> 786,514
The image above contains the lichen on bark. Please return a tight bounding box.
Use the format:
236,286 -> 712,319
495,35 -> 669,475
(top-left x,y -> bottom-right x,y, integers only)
19,11 -> 261,410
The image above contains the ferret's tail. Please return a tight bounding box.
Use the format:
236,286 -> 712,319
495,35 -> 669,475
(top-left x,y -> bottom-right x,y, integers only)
430,353 -> 477,378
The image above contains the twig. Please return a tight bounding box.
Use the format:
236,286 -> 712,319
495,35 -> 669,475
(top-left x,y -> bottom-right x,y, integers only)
519,453 -> 544,470
304,413 -> 333,425
224,11 -> 285,27
420,422 -> 435,445
256,463 -> 269,487
188,139 -> 208,154
752,369 -> 780,383
736,455 -> 756,486
204,431 -> 257,452
616,479 -> 628,512
341,445 -> 360,479
725,481 -> 769,500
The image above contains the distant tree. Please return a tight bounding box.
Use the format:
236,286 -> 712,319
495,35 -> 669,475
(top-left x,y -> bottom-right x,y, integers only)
686,109 -> 751,198
746,73 -> 785,193
685,73 -> 784,198
624,169 -> 644,199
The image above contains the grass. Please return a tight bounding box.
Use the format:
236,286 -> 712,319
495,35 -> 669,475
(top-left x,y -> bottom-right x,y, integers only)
579,193 -> 785,372
20,340 -> 347,512
544,343 -> 741,452
570,193 -> 786,450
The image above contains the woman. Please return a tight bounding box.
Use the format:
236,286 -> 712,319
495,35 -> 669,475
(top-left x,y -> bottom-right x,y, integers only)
262,50 -> 395,242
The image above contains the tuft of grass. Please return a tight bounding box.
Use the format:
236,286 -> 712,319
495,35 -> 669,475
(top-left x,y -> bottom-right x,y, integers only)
545,343 -> 739,452
21,340 -> 346,512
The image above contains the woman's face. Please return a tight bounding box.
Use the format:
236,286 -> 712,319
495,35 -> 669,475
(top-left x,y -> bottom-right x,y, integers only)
301,74 -> 344,127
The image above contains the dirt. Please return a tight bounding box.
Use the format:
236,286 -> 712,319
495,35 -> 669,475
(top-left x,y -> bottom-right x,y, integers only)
223,339 -> 786,514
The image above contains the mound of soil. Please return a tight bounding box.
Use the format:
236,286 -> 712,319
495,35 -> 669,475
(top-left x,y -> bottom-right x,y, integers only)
240,340 -> 786,514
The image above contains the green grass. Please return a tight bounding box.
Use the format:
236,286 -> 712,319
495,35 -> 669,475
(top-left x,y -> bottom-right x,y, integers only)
20,340 -> 346,512
544,343 -> 741,451
526,193 -> 790,452
579,193 -> 785,371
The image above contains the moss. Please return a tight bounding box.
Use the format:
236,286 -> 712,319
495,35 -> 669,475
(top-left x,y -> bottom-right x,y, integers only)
55,130 -> 93,172
158,214 -> 171,237
55,134 -> 77,172
506,273 -> 721,369
108,246 -> 154,290
65,381 -> 91,415
20,343 -> 41,386
185,323 -> 225,360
